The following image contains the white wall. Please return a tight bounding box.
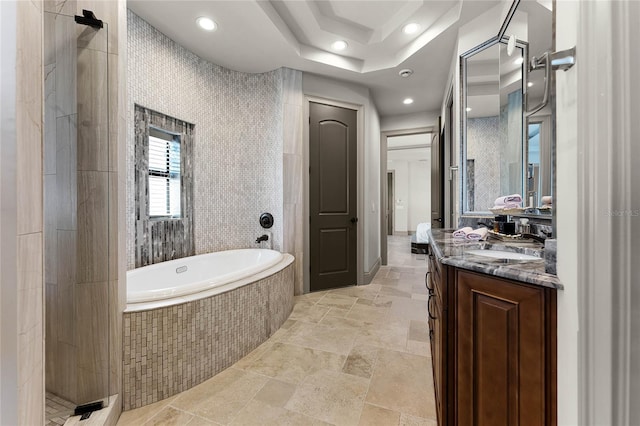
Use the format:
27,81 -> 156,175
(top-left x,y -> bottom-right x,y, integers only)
408,160 -> 431,230
391,161 -> 409,233
302,73 -> 381,274
552,2 -> 580,424
381,111 -> 439,132
388,154 -> 431,234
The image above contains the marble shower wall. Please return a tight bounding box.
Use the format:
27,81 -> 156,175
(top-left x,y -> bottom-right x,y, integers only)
43,9 -> 111,404
282,69 -> 304,295
466,116 -> 500,211
127,11 -> 284,270
5,1 -> 45,424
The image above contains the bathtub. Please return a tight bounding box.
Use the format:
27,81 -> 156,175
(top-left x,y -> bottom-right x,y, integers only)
126,248 -> 293,310
122,249 -> 295,410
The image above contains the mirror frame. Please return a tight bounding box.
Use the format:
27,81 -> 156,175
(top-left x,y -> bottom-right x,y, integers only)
460,36 -> 529,215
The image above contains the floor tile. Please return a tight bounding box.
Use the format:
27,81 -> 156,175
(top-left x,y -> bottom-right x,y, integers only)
117,396 -> 177,425
342,344 -> 379,379
144,406 -> 194,425
399,412 -> 438,426
366,349 -> 435,419
358,404 -> 401,426
170,368 -> 269,424
253,378 -> 296,407
246,342 -> 346,384
287,321 -> 359,355
285,369 -> 369,426
230,400 -> 332,426
316,293 -> 359,309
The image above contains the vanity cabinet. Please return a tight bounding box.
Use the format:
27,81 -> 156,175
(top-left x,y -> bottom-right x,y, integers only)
427,248 -> 556,426
427,250 -> 454,426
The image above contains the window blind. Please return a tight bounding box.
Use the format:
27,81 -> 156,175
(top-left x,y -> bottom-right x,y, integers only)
148,130 -> 181,217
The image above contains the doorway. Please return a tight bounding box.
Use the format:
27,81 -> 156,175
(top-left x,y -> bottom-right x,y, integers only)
380,128 -> 433,265
309,102 -> 358,291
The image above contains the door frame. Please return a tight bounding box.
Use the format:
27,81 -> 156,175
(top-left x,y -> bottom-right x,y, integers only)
380,127 -> 433,266
443,85 -> 457,229
387,170 -> 395,236
304,96 -> 364,293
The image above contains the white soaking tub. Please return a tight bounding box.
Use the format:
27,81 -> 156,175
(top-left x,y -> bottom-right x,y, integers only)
126,249 -> 293,311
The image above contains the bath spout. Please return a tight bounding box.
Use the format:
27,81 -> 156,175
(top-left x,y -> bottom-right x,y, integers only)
256,234 -> 269,244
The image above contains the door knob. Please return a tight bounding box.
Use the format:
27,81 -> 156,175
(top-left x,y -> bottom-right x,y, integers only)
350,217 -> 358,224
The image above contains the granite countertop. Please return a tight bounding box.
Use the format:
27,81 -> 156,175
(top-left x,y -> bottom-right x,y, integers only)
427,228 -> 563,290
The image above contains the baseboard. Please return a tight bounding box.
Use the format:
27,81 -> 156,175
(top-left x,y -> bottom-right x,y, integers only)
363,257 -> 381,285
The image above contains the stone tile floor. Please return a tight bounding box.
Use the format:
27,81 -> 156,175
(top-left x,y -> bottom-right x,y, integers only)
45,392 -> 75,426
117,235 -> 435,426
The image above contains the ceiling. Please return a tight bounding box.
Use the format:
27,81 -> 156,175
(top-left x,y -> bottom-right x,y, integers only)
127,0 -> 508,118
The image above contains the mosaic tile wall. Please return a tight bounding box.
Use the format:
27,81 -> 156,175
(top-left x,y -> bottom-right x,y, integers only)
127,10 -> 284,269
122,264 -> 294,410
500,91 -> 524,199
133,106 -> 195,267
466,116 -> 500,211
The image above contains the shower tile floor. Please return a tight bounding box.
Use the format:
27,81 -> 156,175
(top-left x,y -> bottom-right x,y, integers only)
117,235 -> 435,426
45,392 -> 76,426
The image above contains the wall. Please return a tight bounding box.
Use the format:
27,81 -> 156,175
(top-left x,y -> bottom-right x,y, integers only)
408,160 -> 431,230
0,1 -> 44,423
380,111 -> 439,132
127,11 -> 284,270
388,158 -> 431,234
1,0 -> 126,421
302,73 -> 381,278
132,107 -> 195,267
391,162 -> 409,233
282,69 -> 304,295
553,2 -> 579,423
466,117 -> 500,211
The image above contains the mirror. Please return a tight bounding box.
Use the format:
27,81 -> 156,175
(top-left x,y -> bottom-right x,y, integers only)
461,0 -> 554,216
462,38 -> 526,213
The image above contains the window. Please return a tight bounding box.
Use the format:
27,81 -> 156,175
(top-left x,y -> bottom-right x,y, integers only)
148,127 -> 181,218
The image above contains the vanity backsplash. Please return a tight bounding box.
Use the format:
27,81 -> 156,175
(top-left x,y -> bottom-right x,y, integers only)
458,216 -> 553,239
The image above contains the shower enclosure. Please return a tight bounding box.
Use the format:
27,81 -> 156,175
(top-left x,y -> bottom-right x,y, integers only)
43,10 -> 110,421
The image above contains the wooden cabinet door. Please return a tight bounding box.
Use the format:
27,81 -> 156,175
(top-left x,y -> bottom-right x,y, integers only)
456,270 -> 547,426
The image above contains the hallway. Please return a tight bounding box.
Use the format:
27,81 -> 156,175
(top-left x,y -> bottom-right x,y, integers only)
118,235 -> 435,425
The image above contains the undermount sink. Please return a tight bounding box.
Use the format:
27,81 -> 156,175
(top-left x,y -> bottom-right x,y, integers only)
466,249 -> 541,261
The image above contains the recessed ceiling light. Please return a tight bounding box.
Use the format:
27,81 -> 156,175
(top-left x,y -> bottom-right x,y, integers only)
403,98 -> 414,105
332,40 -> 348,51
403,23 -> 420,34
196,16 -> 217,31
527,81 -> 534,87
466,107 -> 472,112
514,57 -> 524,65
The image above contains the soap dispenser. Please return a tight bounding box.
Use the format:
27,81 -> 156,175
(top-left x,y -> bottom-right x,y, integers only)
519,218 -> 530,235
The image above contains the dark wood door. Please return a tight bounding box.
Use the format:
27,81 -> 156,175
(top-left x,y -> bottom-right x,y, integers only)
431,116 -> 444,228
309,102 -> 357,291
456,270 -> 547,426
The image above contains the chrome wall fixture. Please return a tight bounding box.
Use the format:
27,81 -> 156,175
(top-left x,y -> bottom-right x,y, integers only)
527,47 -> 577,116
